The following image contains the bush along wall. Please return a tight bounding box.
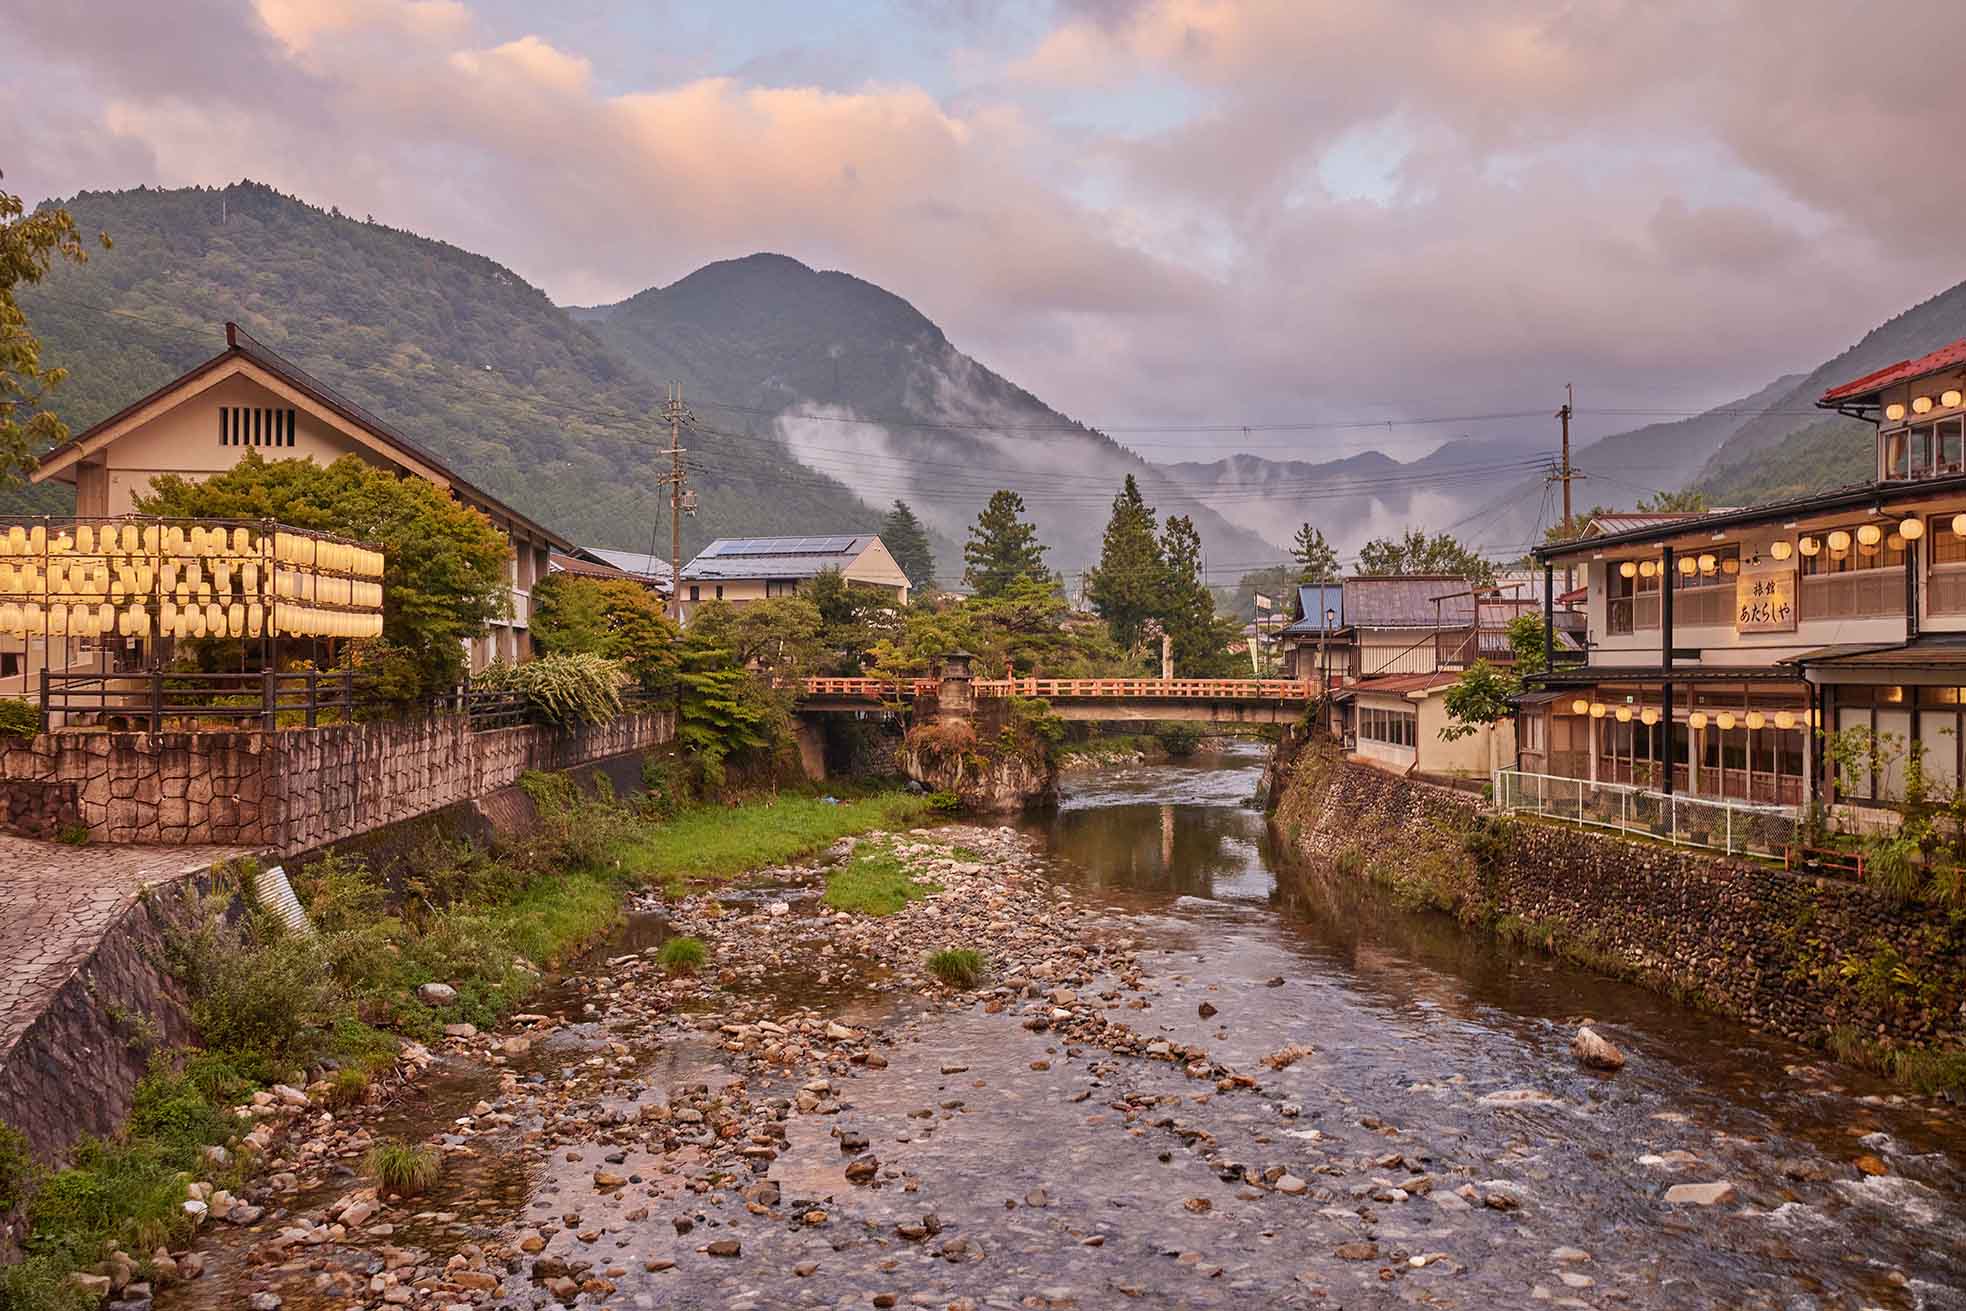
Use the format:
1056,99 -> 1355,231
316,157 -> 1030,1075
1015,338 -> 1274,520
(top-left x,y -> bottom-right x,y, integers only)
1269,741 -> 1966,1095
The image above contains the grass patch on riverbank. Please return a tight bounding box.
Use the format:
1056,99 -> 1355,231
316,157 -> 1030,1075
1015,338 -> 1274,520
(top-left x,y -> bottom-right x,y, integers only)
617,792 -> 933,893
823,842 -> 943,915
926,948 -> 985,988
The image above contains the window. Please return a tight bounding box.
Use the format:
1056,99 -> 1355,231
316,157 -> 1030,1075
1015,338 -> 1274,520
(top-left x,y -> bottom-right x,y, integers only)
1673,545 -> 1740,589
1881,418 -> 1965,480
688,585 -> 700,602
219,406 -> 296,448
1359,705 -> 1417,750
1521,712 -> 1546,753
767,578 -> 800,597
1933,516 -> 1966,566
0,652 -> 18,679
714,584 -> 725,600
1800,526 -> 1903,575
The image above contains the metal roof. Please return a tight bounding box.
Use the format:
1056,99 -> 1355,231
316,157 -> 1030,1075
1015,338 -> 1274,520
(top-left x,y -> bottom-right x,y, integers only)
1281,583 -> 1344,635
1344,575 -> 1476,627
1530,665 -> 1809,685
696,535 -> 866,559
1783,636 -> 1966,670
682,553 -> 863,581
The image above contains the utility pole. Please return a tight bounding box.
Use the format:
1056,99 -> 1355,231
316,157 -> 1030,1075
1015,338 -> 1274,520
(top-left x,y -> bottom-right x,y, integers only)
661,383 -> 693,623
1556,382 -> 1575,595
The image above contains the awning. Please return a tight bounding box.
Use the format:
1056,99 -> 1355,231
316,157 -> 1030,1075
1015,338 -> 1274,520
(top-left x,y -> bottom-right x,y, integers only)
1784,634 -> 1966,675
1529,665 -> 1808,686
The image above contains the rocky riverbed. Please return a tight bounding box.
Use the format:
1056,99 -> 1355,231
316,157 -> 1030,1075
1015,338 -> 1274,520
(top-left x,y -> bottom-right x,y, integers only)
127,756 -> 1966,1311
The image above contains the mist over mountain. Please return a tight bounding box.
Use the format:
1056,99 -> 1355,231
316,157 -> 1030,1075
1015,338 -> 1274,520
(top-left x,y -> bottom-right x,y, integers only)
573,253 -> 1281,576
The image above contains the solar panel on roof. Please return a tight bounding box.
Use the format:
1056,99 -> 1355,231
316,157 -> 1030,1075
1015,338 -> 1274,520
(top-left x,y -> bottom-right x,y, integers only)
704,535 -> 860,558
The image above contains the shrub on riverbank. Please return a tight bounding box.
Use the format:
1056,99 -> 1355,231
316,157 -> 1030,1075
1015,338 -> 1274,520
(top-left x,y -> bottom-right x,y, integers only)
926,948 -> 984,988
366,1139 -> 441,1196
657,936 -> 707,972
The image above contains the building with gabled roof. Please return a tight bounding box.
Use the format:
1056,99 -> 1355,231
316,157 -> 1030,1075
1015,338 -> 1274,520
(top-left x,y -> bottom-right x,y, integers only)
677,534 -> 908,619
29,322 -> 567,670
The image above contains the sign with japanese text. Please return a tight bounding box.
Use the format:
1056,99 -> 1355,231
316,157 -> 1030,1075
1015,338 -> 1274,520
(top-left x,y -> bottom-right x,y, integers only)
1735,561 -> 1796,633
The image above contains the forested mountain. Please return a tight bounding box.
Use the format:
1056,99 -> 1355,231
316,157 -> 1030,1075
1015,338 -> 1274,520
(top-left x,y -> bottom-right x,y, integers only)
12,183 -> 890,553
573,254 -> 1281,575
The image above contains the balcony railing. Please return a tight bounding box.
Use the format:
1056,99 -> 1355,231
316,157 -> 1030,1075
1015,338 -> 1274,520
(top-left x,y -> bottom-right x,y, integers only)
1493,767 -> 1797,860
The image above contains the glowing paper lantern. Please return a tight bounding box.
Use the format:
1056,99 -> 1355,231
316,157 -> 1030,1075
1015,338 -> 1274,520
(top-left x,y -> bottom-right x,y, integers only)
1774,710 -> 1795,730
1770,540 -> 1793,561
1689,711 -> 1708,730
1857,523 -> 1883,548
1716,711 -> 1736,730
1902,517 -> 1926,541
1615,706 -> 1632,723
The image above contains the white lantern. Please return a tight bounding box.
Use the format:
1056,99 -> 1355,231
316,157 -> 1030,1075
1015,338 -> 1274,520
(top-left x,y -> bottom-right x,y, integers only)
1886,402 -> 1907,421
1721,557 -> 1740,575
1689,711 -> 1708,730
1640,707 -> 1659,726
0,603 -> 19,633
1913,396 -> 1935,415
1589,702 -> 1607,719
1615,705 -> 1632,723
1698,553 -> 1717,574
247,602 -> 264,637
1902,517 -> 1926,541
1716,711 -> 1736,730
1774,710 -> 1795,730
1827,530 -> 1851,553
1770,540 -> 1793,561
1857,523 -> 1883,548
1746,710 -> 1766,730
1798,536 -> 1820,556
227,603 -> 244,638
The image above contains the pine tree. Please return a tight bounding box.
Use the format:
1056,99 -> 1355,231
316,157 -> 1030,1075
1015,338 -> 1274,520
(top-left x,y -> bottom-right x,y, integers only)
1357,528 -> 1496,585
1085,475 -> 1166,650
962,490 -> 1051,598
1291,523 -> 1339,584
879,499 -> 936,590
1158,514 -> 1237,676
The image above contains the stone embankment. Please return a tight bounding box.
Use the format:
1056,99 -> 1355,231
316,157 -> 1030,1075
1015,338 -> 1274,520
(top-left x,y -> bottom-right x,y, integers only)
1269,741 -> 1966,1066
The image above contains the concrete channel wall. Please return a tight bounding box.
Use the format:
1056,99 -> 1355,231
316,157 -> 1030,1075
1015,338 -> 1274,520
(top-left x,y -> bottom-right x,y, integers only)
0,711 -> 674,853
1270,743 -> 1966,1060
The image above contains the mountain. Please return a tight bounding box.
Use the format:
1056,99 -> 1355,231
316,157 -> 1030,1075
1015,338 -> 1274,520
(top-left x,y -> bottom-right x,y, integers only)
12,183 -> 898,555
1161,439 -> 1553,562
572,254 -> 1281,576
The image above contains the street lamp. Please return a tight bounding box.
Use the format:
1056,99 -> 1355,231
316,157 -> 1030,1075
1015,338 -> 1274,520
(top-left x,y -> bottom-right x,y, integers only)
1317,606 -> 1337,733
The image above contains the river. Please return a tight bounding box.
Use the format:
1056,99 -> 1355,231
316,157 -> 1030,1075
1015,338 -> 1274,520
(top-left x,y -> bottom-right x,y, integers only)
161,744 -> 1966,1310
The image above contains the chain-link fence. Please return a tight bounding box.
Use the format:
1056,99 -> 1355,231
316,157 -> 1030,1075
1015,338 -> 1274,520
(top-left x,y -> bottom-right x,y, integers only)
1492,768 -> 1798,860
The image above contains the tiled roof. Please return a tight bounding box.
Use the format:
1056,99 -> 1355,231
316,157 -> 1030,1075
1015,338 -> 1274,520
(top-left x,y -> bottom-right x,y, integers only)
549,552 -> 629,580
1821,335 -> 1966,403
1344,576 -> 1476,627
577,547 -> 674,583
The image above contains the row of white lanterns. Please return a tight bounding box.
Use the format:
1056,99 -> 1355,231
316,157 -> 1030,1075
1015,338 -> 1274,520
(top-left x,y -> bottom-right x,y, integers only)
1617,512 -> 1966,577
0,601 -> 384,640
0,523 -> 384,577
1883,388 -> 1964,422
1567,698 -> 1811,731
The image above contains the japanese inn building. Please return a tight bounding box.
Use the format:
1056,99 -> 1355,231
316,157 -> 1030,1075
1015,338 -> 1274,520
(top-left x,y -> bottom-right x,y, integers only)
1527,335 -> 1966,811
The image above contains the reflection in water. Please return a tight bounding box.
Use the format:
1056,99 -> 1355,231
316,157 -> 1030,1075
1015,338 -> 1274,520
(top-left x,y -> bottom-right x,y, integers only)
1030,743 -> 1966,1308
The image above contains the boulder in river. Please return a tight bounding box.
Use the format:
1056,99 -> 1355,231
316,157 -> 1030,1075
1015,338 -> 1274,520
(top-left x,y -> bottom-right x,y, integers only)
1571,1026 -> 1626,1071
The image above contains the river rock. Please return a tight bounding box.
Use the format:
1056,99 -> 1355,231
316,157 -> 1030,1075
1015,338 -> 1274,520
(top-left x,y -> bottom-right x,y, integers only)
1663,1181 -> 1736,1206
1571,1026 -> 1626,1071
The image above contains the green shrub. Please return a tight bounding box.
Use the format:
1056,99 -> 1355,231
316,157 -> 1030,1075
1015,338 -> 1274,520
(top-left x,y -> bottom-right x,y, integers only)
1865,836 -> 1921,904
55,823 -> 89,847
0,1121 -> 34,1213
476,652 -> 625,728
167,904 -> 343,1060
657,936 -> 707,972
925,948 -> 984,989
319,1067 -> 372,1109
0,698 -> 37,741
365,1139 -> 441,1196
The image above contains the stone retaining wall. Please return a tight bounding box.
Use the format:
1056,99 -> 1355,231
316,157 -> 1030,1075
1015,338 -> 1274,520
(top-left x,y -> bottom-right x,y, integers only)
1271,744 -> 1966,1062
0,711 -> 674,853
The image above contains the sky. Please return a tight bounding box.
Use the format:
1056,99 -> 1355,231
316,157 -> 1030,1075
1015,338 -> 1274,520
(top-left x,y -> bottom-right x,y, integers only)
6,0 -> 1965,462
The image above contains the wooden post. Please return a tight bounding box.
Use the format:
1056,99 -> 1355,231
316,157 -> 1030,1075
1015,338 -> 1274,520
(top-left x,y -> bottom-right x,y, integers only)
1661,546 -> 1675,796
262,668 -> 277,733
38,665 -> 49,734
149,669 -> 162,734
306,668 -> 319,728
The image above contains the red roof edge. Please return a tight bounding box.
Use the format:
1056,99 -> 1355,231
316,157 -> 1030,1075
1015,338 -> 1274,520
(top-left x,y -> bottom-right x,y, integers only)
1820,333 -> 1966,404
1821,357 -> 1914,404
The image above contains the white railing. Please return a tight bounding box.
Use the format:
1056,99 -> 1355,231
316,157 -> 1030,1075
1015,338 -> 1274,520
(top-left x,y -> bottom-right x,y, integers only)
1491,767 -> 1798,860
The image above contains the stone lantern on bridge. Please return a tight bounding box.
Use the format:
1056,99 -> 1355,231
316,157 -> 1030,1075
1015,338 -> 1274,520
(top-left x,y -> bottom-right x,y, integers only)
936,650 -> 976,724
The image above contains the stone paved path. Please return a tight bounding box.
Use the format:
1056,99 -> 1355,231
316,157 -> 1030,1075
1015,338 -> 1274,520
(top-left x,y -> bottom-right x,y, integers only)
0,834 -> 253,1059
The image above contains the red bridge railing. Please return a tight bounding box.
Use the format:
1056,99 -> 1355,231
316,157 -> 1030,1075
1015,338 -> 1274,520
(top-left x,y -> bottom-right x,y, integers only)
798,676 -> 1322,702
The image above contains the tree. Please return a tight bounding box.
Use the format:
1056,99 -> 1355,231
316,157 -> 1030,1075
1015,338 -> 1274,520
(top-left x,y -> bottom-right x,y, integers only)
136,453 -> 511,696
805,567 -> 904,674
1158,513 -> 1239,676
1291,523 -> 1339,583
1085,475 -> 1165,650
962,489 -> 1050,597
1357,528 -> 1497,586
880,500 -> 936,591
1637,488 -> 1710,514
531,574 -> 679,691
2,181 -> 110,485
1440,614 -> 1554,740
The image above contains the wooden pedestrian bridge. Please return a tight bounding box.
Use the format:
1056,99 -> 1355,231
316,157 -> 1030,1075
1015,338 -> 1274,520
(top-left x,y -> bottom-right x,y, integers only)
797,675 -> 1322,725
